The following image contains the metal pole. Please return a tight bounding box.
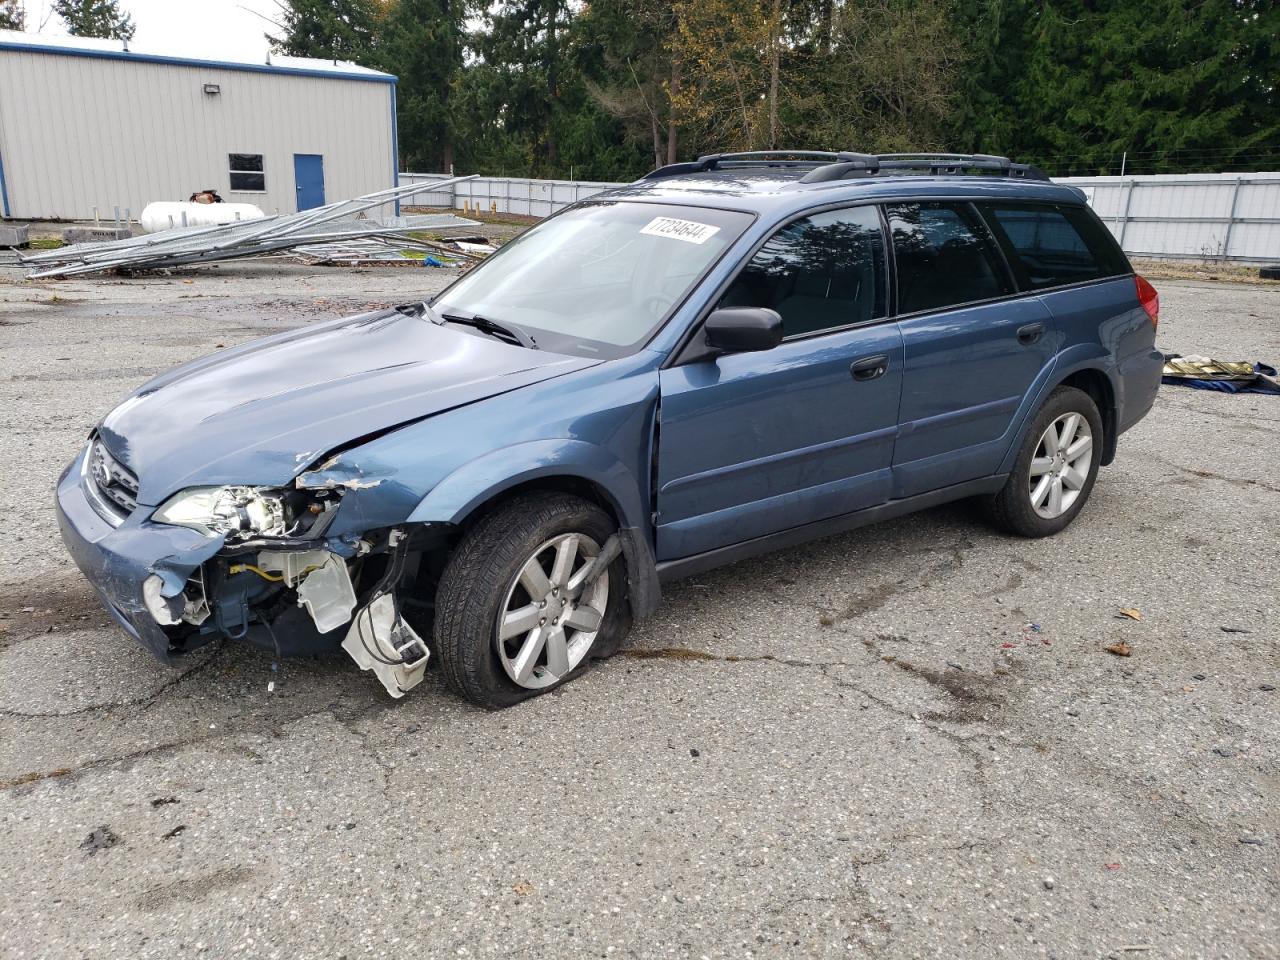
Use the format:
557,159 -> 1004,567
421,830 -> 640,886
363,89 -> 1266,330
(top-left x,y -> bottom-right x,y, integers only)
1116,179 -> 1137,250
1119,151 -> 1127,177
1221,176 -> 1243,260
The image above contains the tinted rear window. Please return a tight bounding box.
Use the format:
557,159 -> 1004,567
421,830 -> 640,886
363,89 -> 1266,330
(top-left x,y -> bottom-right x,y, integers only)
885,202 -> 1011,313
980,203 -> 1129,290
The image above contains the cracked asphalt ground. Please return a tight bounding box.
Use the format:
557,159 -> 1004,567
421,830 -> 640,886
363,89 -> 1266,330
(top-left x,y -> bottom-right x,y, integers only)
0,262 -> 1277,960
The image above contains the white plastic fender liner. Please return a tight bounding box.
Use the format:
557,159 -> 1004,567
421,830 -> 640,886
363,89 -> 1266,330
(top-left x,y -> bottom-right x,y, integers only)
294,553 -> 358,633
341,594 -> 430,698
142,574 -> 182,625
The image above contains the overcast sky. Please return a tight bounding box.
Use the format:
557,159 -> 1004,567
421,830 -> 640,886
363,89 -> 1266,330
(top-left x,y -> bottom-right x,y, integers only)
23,0 -> 285,60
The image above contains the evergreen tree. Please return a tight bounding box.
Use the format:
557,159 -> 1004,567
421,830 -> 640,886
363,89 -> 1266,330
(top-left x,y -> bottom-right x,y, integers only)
258,0 -> 1280,180
378,0 -> 465,172
0,0 -> 24,31
270,0 -> 381,62
950,0 -> 1280,175
463,0 -> 574,175
52,0 -> 134,41
575,0 -> 683,168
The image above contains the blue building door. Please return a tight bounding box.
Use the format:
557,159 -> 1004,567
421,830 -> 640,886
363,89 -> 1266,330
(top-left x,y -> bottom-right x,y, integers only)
293,154 -> 325,210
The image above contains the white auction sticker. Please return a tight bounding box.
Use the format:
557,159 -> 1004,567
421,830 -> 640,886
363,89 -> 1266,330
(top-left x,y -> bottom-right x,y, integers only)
639,217 -> 721,244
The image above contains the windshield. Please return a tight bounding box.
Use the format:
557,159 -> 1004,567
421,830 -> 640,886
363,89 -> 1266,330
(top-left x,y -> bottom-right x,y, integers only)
434,202 -> 753,357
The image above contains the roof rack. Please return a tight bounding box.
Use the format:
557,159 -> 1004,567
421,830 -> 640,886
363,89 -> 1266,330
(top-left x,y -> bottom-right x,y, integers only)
642,151 -> 878,180
800,153 -> 1049,183
641,150 -> 1050,183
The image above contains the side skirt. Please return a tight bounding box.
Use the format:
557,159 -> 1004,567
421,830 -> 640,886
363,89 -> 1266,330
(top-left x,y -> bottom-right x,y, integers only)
655,475 -> 1007,583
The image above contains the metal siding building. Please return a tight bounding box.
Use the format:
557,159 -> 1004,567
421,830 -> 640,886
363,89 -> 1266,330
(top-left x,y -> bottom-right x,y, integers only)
0,32 -> 398,221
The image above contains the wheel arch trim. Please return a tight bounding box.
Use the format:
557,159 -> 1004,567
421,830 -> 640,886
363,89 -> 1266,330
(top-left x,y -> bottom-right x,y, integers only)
407,440 -> 647,529
407,440 -> 662,617
997,348 -> 1120,475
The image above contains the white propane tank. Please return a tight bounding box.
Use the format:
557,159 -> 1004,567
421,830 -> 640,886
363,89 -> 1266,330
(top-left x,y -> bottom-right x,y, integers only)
140,201 -> 266,234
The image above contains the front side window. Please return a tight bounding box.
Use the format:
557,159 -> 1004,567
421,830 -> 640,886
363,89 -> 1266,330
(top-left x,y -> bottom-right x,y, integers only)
886,202 -> 1010,313
229,153 -> 265,192
980,203 -> 1128,289
434,202 -> 752,357
717,205 -> 887,337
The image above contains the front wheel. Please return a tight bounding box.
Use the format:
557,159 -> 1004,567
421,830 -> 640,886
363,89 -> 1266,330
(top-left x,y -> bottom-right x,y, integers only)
434,492 -> 630,709
985,385 -> 1103,538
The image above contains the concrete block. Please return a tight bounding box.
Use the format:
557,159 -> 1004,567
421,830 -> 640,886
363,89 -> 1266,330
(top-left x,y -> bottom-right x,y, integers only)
0,223 -> 29,247
62,226 -> 133,244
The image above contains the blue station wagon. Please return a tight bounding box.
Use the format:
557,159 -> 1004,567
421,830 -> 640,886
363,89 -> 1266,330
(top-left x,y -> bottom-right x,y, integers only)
56,151 -> 1163,705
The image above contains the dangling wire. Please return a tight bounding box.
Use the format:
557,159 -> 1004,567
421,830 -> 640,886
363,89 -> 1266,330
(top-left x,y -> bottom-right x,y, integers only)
356,531 -> 418,667
262,617 -> 284,691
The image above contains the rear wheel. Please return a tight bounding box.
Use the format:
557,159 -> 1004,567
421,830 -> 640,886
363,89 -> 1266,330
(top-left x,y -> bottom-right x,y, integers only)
986,386 -> 1103,538
434,492 -> 630,709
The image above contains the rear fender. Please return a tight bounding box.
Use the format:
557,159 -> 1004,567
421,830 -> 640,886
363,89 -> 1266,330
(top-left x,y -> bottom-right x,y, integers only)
997,346 -> 1119,475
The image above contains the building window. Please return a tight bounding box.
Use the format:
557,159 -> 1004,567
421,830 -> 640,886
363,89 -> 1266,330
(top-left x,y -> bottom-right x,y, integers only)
229,154 -> 265,192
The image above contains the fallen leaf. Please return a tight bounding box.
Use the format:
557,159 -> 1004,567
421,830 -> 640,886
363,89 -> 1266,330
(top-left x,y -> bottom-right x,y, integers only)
1118,608 -> 1142,621
1182,685 -> 1195,693
512,881 -> 534,896
1104,642 -> 1132,657
1001,642 -> 1017,649
1104,862 -> 1121,871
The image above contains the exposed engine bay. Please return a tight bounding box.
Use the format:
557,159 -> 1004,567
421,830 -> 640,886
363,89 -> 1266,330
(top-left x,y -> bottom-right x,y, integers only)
143,479 -> 435,698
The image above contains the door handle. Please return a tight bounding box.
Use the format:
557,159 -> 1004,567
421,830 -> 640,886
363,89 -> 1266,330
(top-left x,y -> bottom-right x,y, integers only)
850,354 -> 889,381
1017,322 -> 1046,345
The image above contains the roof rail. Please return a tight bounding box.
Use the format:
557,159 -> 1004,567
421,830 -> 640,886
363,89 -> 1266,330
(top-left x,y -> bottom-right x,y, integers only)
642,150 -> 874,181
801,152 -> 1050,183
643,150 -> 1051,183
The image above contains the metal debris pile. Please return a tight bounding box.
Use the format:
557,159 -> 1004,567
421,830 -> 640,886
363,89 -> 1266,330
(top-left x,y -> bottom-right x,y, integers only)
290,233 -> 491,267
21,175 -> 485,279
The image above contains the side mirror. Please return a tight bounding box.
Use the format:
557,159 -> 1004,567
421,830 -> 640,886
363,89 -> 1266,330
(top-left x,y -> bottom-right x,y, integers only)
703,307 -> 783,354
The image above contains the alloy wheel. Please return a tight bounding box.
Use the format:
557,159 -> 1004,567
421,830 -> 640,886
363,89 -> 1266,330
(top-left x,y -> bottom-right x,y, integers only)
494,533 -> 609,689
1029,412 -> 1093,519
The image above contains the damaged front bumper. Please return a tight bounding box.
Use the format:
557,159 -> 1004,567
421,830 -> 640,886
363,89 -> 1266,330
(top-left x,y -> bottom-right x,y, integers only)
58,446 -> 432,695
55,449 -> 226,663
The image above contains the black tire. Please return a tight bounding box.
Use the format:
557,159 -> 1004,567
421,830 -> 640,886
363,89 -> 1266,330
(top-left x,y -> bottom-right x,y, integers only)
434,492 -> 631,709
985,385 -> 1104,538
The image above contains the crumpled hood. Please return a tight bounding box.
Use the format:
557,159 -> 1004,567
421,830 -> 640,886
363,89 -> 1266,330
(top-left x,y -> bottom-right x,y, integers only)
98,308 -> 597,504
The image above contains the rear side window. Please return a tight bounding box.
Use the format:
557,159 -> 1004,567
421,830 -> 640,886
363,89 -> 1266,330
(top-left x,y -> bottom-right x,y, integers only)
980,203 -> 1130,289
885,203 -> 1011,313
718,205 -> 886,338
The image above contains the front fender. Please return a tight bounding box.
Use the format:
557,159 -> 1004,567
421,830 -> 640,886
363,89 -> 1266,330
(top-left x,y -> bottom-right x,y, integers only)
406,439 -> 647,528
407,439 -> 661,617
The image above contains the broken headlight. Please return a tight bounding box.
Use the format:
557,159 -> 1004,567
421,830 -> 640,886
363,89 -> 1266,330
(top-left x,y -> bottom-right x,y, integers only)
152,485 -> 296,539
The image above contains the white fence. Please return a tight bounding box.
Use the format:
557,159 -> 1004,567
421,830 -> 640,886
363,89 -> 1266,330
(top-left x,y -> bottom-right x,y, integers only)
401,170 -> 1280,264
399,172 -> 620,219
1062,173 -> 1280,263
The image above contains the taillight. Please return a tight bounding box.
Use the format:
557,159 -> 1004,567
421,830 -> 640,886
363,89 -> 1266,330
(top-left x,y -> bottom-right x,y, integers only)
1135,275 -> 1159,327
